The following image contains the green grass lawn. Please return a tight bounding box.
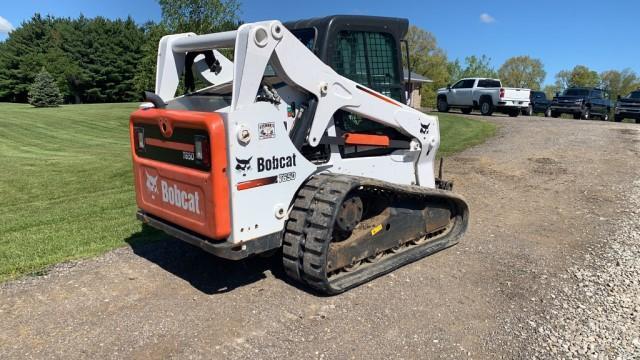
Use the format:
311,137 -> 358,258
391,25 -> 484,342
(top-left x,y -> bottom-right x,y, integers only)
0,103 -> 163,281
0,103 -> 496,282
436,112 -> 497,157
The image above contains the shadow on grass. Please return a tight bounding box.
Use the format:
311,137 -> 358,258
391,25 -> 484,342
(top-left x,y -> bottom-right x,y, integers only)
125,224 -> 306,295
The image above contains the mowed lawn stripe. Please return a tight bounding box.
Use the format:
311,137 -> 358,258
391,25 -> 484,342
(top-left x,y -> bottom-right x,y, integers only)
0,103 -> 162,281
0,103 -> 496,282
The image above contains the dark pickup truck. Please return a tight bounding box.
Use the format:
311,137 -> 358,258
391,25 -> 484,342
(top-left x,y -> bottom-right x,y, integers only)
522,91 -> 552,116
614,90 -> 640,123
549,87 -> 611,120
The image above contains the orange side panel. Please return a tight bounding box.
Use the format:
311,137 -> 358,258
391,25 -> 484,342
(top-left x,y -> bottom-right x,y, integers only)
343,133 -> 390,147
129,109 -> 231,240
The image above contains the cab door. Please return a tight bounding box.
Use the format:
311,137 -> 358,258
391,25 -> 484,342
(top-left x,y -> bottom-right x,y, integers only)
590,89 -> 605,114
331,30 -> 404,102
448,80 -> 469,106
455,79 -> 476,106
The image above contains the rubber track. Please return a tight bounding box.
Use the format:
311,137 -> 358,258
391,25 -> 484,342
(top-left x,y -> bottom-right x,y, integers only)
282,173 -> 469,295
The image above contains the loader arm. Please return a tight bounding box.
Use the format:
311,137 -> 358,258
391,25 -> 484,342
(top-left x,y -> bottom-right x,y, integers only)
155,20 -> 439,187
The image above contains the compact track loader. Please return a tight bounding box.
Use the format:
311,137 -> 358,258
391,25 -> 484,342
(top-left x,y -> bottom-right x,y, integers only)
130,15 -> 469,294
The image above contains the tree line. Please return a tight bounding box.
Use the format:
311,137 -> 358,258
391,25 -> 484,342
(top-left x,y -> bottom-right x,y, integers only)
407,26 -> 640,107
1,5 -> 638,106
0,0 -> 240,104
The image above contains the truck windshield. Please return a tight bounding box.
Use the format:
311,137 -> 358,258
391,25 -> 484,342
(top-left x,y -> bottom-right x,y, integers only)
628,91 -> 640,99
563,89 -> 589,96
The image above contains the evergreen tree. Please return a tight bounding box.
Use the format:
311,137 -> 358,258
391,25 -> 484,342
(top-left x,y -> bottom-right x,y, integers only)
28,68 -> 63,107
0,14 -> 53,102
0,14 -> 145,103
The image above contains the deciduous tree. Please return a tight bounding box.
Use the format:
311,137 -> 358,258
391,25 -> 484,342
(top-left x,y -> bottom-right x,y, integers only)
568,65 -> 600,88
553,70 -> 571,92
405,25 -> 450,107
448,55 -> 498,81
133,22 -> 170,94
600,69 -> 640,100
158,0 -> 241,34
543,84 -> 561,99
498,56 -> 546,90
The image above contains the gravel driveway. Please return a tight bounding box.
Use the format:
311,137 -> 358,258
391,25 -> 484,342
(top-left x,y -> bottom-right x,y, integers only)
1,114 -> 639,359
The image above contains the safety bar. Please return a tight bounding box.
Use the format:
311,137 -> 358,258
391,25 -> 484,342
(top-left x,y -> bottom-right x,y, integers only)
171,30 -> 238,52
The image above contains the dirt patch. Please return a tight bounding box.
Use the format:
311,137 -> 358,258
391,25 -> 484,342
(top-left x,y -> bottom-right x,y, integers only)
528,157 -> 568,176
615,128 -> 640,136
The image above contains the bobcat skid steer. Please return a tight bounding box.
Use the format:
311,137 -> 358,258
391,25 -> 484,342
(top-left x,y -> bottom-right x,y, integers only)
130,15 -> 469,294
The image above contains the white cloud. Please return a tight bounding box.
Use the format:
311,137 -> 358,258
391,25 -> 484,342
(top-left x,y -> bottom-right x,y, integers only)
0,16 -> 14,33
480,13 -> 495,24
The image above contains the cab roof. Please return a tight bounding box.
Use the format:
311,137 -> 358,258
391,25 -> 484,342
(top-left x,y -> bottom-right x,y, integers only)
283,15 -> 408,63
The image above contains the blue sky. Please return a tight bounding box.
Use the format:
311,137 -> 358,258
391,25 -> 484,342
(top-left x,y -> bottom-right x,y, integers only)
1,0 -> 638,85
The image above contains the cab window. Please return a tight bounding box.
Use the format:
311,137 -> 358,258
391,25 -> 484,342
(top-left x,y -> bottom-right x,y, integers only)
461,79 -> 476,88
291,28 -> 316,51
451,80 -> 465,89
477,79 -> 500,88
332,30 -> 402,101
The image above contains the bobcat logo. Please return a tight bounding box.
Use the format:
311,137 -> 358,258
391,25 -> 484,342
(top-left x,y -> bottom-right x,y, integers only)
145,171 -> 158,199
419,123 -> 430,134
235,157 -> 252,176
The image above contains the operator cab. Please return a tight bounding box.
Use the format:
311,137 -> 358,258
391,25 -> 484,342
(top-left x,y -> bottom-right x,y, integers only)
284,16 -> 412,158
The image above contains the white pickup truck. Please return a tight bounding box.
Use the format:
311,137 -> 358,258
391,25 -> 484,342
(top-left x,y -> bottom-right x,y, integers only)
436,78 -> 530,117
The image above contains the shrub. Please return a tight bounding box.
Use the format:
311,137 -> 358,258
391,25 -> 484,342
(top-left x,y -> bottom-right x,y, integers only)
28,69 -> 63,107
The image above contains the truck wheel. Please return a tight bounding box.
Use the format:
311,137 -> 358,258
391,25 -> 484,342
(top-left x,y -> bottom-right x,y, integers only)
437,97 -> 449,112
479,99 -> 494,116
601,112 -> 609,121
551,111 -> 560,118
544,108 -> 552,117
614,115 -> 623,122
508,109 -> 520,117
461,107 -> 472,114
580,108 -> 591,120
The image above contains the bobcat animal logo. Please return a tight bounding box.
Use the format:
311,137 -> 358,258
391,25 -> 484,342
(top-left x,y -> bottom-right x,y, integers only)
145,171 -> 158,199
235,157 -> 252,176
419,123 -> 430,134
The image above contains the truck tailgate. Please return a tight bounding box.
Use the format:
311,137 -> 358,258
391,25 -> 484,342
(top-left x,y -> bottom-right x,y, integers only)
502,88 -> 530,102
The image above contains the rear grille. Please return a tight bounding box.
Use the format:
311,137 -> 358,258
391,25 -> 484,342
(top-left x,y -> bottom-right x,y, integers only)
134,123 -> 210,171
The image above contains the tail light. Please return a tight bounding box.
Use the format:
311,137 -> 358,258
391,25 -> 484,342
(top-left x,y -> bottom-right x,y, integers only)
194,135 -> 210,167
133,127 -> 145,151
499,88 -> 505,99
